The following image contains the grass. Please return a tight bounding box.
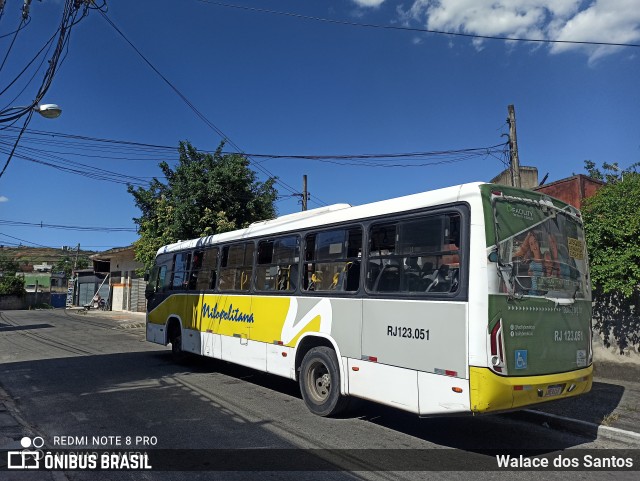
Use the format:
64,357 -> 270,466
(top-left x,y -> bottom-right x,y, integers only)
601,412 -> 620,426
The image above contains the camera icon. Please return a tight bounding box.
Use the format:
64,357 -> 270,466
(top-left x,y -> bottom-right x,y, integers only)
6,437 -> 45,469
7,450 -> 43,469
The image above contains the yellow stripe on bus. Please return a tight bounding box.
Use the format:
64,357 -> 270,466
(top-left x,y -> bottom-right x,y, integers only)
148,294 -> 324,347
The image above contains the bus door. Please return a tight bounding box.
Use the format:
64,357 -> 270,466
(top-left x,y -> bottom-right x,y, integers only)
216,242 -> 265,370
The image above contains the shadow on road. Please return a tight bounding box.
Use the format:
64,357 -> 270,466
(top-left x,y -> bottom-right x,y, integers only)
0,349 -> 624,475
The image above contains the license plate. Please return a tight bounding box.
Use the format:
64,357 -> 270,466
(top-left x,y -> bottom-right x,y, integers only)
545,384 -> 565,397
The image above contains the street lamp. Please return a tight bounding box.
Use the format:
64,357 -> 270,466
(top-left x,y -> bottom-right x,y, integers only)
34,104 -> 62,119
0,102 -> 63,123
0,101 -> 63,180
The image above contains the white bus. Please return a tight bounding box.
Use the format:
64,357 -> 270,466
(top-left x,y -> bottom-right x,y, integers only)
145,182 -> 593,416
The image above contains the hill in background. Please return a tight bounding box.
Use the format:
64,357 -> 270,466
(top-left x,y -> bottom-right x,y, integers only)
0,246 -> 96,274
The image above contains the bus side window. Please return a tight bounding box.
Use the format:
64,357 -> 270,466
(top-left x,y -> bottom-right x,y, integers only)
157,266 -> 167,291
367,213 -> 461,294
145,266 -> 159,298
172,252 -> 191,290
219,242 -> 254,292
196,247 -> 218,291
256,236 -> 299,292
303,227 -> 361,292
154,253 -> 173,293
367,223 -> 398,292
188,251 -> 204,290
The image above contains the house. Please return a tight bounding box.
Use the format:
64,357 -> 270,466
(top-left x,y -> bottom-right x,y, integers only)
72,269 -> 109,307
33,262 -> 53,272
490,166 -> 540,190
534,174 -> 604,210
90,246 -> 147,313
491,167 -> 604,210
17,271 -> 66,293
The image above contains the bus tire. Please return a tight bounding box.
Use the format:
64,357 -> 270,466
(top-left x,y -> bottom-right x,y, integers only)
299,346 -> 349,417
168,325 -> 186,362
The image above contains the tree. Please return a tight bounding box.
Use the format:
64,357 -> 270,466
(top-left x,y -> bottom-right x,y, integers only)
128,141 -> 278,270
0,253 -> 19,274
53,255 -> 89,277
582,161 -> 640,352
0,276 -> 26,296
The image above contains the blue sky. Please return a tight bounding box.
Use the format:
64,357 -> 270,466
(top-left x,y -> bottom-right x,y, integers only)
0,0 -> 638,253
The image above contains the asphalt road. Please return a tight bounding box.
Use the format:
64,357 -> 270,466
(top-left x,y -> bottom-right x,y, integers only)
0,309 -> 638,481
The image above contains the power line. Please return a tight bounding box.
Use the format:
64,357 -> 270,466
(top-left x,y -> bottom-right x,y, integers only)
0,18 -> 25,74
1,125 -> 506,167
0,232 -> 54,248
0,1 -> 103,180
197,0 -> 640,49
0,139 -> 153,184
97,10 -> 323,205
0,219 -> 136,232
0,17 -> 31,40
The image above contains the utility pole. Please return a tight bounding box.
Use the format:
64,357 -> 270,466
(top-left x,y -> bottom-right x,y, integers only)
302,175 -> 308,212
507,104 -> 521,188
73,243 -> 80,270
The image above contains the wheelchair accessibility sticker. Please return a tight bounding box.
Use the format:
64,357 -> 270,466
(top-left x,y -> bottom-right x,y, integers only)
515,350 -> 528,369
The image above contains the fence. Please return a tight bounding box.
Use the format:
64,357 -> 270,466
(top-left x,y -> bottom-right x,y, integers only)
0,292 -> 63,310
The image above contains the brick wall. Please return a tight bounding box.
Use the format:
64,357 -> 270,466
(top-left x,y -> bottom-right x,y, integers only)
535,174 -> 604,209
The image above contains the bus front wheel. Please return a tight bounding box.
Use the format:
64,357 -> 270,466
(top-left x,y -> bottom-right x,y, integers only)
168,324 -> 186,362
299,346 -> 349,417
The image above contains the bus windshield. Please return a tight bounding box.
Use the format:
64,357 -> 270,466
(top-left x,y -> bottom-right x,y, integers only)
493,196 -> 590,300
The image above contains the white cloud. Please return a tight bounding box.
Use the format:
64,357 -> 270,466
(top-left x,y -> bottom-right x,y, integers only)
398,0 -> 640,62
0,196 -> 8,202
352,0 -> 386,7
550,0 -> 640,63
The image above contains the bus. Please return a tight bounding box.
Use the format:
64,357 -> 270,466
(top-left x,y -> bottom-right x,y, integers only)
145,182 -> 593,417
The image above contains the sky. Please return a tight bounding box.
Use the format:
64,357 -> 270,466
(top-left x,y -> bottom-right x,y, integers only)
0,0 -> 638,255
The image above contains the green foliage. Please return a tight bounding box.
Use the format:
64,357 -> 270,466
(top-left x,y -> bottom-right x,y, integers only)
584,160 -> 630,184
53,256 -> 73,277
582,161 -> 640,351
76,257 -> 89,271
0,253 -> 19,274
53,256 -> 89,277
128,141 -> 278,270
0,275 -> 26,296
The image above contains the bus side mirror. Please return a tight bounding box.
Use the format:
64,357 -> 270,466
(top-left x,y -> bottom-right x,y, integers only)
145,282 -> 156,299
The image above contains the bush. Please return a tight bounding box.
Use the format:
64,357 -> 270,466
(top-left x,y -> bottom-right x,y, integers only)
0,276 -> 26,296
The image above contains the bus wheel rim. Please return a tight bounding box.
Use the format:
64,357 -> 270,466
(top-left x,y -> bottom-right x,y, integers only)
308,361 -> 330,402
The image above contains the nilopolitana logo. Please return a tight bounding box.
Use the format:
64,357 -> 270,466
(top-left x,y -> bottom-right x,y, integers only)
201,302 -> 254,323
7,436 -> 45,469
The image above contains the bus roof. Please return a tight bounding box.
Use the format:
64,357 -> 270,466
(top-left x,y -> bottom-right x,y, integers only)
156,182 -> 485,257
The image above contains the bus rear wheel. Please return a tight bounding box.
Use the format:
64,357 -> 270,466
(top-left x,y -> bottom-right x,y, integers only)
299,346 -> 349,417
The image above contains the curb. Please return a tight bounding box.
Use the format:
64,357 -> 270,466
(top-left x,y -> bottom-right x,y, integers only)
513,409 -> 640,445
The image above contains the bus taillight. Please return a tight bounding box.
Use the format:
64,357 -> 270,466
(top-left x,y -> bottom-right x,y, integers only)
490,320 -> 505,373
